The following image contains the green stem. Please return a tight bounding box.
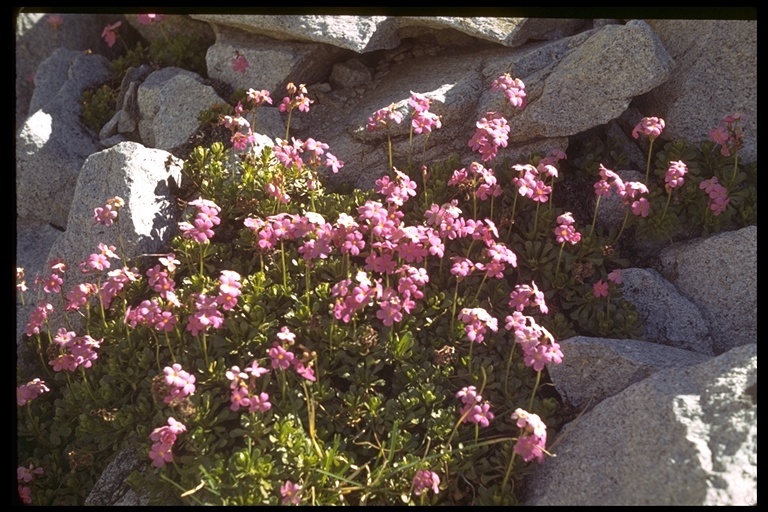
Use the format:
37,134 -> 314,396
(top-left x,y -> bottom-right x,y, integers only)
285,108 -> 293,140
201,332 -> 210,371
280,240 -> 288,290
644,138 -> 655,184
472,274 -> 488,304
527,370 -> 542,412
589,195 -> 602,238
503,339 -> 519,397
165,331 -> 177,363
500,446 -> 519,499
387,128 -> 393,172
531,201 -> 541,238
554,242 -> 565,280
659,189 -> 672,222
449,279 -> 460,340
611,210 -> 631,246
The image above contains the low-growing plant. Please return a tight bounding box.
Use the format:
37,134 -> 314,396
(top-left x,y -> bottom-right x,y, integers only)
80,16 -> 208,134
19,30 -> 756,507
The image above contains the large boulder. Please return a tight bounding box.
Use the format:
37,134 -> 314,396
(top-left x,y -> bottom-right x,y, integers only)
526,343 -> 756,505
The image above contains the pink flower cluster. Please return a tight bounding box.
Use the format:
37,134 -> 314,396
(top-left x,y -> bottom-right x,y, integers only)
220,113 -> 256,151
594,165 -> 650,217
412,469 -> 441,496
278,82 -> 313,114
217,270 -> 242,311
512,163 -> 555,203
48,329 -> 102,372
491,73 -> 527,109
468,111 -> 510,162
17,464 -> 44,504
25,300 -> 53,337
511,408 -> 548,463
665,160 -> 688,190
186,293 -> 224,336
508,281 -> 548,315
456,385 -> 495,427
272,136 -> 344,179
449,161 -> 502,201
125,298 -> 177,332
162,364 -> 196,405
408,91 -> 442,135
457,307 -> 498,344
93,196 -> 124,226
17,378 -> 50,406
101,266 -> 141,309
700,176 -> 730,215
148,417 -> 186,468
505,312 -> 562,372
331,271 -> 381,323
632,116 -> 665,141
179,198 -> 221,243
709,113 -> 744,157
79,243 -> 120,274
267,329 -> 316,382
367,102 -> 404,132
375,167 -> 418,206
554,212 -> 581,245
226,360 -> 272,412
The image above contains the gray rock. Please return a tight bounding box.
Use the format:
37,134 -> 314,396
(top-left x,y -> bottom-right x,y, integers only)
191,14 -> 395,53
399,17 -> 588,47
39,142 -> 183,337
526,343 -> 756,505
329,58 -> 373,89
620,268 -> 714,354
84,448 -> 149,506
204,23 -> 345,94
546,336 -> 711,410
124,13 -> 214,47
508,20 -> 673,141
16,48 -> 112,228
137,68 -> 225,152
15,12 -> 121,130
656,225 -> 756,355
635,20 -> 757,163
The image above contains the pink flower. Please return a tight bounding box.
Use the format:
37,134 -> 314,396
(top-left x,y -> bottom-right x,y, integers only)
511,408 -> 548,463
268,342 -> 295,370
607,269 -> 623,284
48,14 -> 64,30
102,21 -> 122,48
137,13 -> 165,25
412,469 -> 441,496
248,392 -> 272,413
18,485 -> 32,504
280,480 -> 302,505
367,103 -> 403,131
17,379 -> 50,406
665,160 -> 688,189
632,116 -> 665,141
232,51 -> 249,73
593,280 -> 609,298
148,442 -> 174,468
700,177 -> 730,215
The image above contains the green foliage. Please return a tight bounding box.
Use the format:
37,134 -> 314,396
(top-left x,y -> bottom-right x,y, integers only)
22,63 -> 756,507
80,83 -> 119,134
79,32 -> 209,134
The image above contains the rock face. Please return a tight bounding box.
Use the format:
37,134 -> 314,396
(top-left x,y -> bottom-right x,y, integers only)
525,343 -> 756,506
15,13 -> 756,506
